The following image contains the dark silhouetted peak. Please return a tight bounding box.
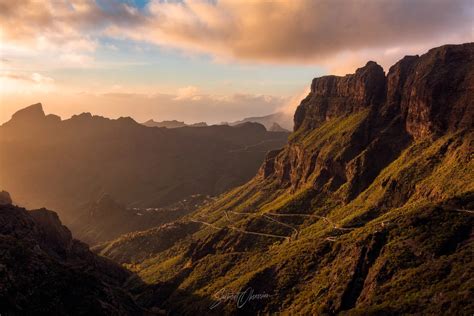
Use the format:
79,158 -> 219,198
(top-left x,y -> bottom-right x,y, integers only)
2,103 -> 62,131
0,190 -> 12,205
117,116 -> 138,125
10,103 -> 45,122
71,112 -> 93,120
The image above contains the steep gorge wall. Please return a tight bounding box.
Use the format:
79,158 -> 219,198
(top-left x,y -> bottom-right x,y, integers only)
260,43 -> 474,202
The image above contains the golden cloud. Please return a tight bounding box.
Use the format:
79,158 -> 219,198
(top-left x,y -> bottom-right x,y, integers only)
1,0 -> 472,73
114,0 -> 473,68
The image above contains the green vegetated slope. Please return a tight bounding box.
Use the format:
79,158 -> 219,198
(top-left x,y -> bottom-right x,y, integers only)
99,43 -> 474,315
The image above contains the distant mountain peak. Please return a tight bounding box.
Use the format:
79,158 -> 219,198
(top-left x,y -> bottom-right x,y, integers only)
3,103 -> 61,129
142,119 -> 187,128
11,103 -> 45,121
229,111 -> 293,130
269,122 -> 290,132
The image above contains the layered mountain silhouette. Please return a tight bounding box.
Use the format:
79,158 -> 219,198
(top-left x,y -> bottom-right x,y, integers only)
142,112 -> 293,131
0,43 -> 473,315
142,119 -> 208,128
0,107 -> 288,242
97,43 -> 474,314
229,111 -> 293,131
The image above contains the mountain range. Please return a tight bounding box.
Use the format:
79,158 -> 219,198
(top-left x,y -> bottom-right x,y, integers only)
0,107 -> 288,243
142,119 -> 208,128
0,43 -> 473,315
142,112 -> 292,132
228,111 -> 293,131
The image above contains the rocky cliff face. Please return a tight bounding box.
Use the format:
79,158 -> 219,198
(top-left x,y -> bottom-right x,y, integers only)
262,43 -> 473,201
393,43 -> 473,140
0,196 -> 145,315
294,61 -> 386,131
295,43 -> 473,138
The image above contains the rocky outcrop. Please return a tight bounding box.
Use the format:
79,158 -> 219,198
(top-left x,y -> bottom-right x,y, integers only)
29,208 -> 76,257
0,191 -> 12,205
395,43 -> 473,140
0,204 -> 144,314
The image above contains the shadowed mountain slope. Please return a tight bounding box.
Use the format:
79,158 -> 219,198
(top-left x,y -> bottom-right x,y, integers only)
0,108 -> 288,240
0,198 -> 147,315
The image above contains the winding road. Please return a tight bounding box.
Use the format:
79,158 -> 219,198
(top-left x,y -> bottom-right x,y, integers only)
190,208 -> 356,243
190,205 -> 473,245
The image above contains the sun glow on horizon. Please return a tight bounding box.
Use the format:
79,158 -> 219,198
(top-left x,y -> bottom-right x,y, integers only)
1,0 -> 472,124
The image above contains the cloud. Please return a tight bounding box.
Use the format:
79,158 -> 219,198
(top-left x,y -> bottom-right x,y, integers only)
278,86 -> 311,115
174,85 -> 201,100
0,71 -> 55,93
59,53 -> 95,66
0,71 -> 54,83
2,0 -> 472,73
0,0 -> 139,54
31,73 -> 54,84
105,0 -> 473,71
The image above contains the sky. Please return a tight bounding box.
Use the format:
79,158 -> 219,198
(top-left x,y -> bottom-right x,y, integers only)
0,0 -> 473,124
